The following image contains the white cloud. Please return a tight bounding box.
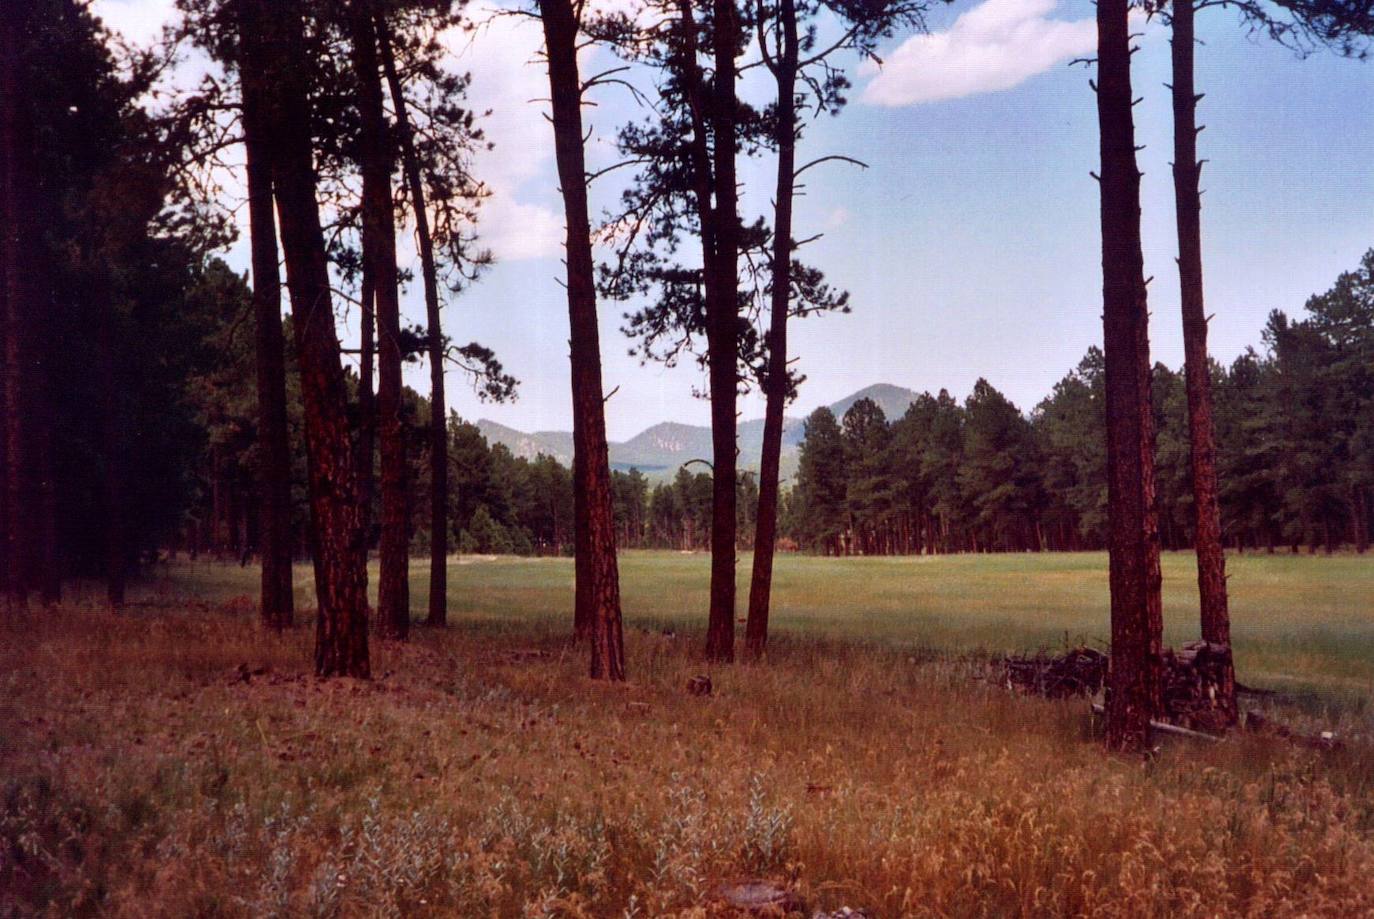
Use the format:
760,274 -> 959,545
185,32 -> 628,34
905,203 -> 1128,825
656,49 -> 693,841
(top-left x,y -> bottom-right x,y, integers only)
90,0 -> 179,45
860,0 -> 1096,106
474,197 -> 566,261
445,11 -> 568,262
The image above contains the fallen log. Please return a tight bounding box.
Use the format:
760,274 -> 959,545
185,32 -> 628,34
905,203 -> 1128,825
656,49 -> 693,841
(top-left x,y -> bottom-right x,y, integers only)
1090,703 -> 1221,743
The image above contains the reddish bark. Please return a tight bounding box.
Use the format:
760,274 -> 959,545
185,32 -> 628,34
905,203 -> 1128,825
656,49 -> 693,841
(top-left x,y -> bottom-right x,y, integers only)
1170,0 -> 1235,724
1353,486 -> 1369,554
350,0 -> 409,641
746,0 -> 799,660
238,0 -> 295,629
1096,0 -> 1162,751
377,17 -> 448,628
1,0 -> 29,606
35,398 -> 57,604
250,0 -> 370,677
701,0 -> 742,663
540,0 -> 625,679
0,0 -> 55,605
357,266 -> 375,537
98,275 -> 126,608
671,0 -> 740,659
573,442 -> 592,640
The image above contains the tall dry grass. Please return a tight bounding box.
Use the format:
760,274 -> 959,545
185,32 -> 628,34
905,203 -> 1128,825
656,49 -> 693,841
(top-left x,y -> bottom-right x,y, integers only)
3,596 -> 1374,917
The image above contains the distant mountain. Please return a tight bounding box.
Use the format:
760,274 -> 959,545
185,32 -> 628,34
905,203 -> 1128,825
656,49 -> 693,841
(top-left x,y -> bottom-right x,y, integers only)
475,383 -> 920,481
475,420 -> 574,466
613,421 -> 715,472
826,383 -> 921,423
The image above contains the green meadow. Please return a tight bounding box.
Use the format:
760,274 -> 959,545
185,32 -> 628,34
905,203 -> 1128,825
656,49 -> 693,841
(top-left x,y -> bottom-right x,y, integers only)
136,550 -> 1374,697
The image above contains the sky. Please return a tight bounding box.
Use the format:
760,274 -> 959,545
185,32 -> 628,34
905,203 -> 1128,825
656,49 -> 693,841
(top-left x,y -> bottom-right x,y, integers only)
93,0 -> 1373,441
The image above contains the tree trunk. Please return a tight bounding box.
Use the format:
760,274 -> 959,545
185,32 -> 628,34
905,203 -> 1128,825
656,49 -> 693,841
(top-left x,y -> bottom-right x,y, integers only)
0,257 -> 6,604
673,0 -> 737,660
350,0 -> 409,641
0,0 -> 56,606
34,397 -> 57,604
1097,0 -> 1162,752
239,0 -> 295,629
357,266 -> 375,537
745,0 -> 798,660
1170,0 -> 1234,725
98,278 -> 126,608
1354,486 -> 1369,554
377,16 -> 448,628
1,0 -> 30,607
573,444 -> 592,639
704,0 -> 740,663
251,0 -> 370,678
540,0 -> 625,678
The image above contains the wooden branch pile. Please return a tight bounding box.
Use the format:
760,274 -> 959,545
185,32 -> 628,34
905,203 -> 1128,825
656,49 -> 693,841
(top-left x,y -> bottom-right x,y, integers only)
1005,641 -> 1234,732
1160,640 -> 1233,733
1005,642 -> 1347,749
1003,647 -> 1107,698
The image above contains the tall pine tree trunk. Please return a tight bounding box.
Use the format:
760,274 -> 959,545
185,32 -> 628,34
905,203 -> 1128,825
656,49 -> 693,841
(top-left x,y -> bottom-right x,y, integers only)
377,18 -> 448,628
34,394 -> 57,604
674,0 -> 737,660
1353,486 -> 1369,554
745,0 -> 798,659
539,0 -> 626,679
704,0 -> 740,663
1170,0 -> 1235,724
239,1 -> 295,629
573,445 -> 592,639
357,267 -> 375,538
98,280 -> 126,608
0,0 -> 54,606
1097,0 -> 1162,751
350,0 -> 409,641
0,257 -> 6,604
1,0 -> 30,607
250,0 -> 370,677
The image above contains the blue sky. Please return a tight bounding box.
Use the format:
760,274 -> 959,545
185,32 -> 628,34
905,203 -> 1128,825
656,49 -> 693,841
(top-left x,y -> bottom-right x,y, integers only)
96,0 -> 1373,440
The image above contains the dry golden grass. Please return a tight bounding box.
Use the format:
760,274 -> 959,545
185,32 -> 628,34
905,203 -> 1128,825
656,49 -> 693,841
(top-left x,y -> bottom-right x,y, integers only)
4,595 -> 1374,917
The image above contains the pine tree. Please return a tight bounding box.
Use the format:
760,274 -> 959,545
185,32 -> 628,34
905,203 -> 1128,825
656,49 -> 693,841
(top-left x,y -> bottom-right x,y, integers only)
348,0 -> 409,641
238,0 -> 296,629
247,0 -> 370,678
1166,0 -> 1235,724
1095,0 -> 1163,750
538,0 -> 625,679
793,407 -> 847,554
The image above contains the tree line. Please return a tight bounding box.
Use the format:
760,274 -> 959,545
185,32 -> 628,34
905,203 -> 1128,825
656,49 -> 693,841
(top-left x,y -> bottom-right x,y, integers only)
788,257 -> 1374,557
181,294 -> 765,559
185,237 -> 1373,567
184,244 -> 1369,566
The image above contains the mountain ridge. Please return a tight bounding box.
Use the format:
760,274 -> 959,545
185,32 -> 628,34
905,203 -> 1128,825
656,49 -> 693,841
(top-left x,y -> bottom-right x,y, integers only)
475,383 -> 919,480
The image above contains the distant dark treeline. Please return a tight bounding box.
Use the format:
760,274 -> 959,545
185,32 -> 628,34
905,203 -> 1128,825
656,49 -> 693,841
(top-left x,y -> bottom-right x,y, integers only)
181,274 -> 762,559
787,256 -> 1374,556
137,250 -> 1374,565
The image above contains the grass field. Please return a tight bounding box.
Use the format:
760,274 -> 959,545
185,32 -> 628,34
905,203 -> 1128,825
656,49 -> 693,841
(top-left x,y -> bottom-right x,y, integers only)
5,551 -> 1374,917
136,550 -> 1374,697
